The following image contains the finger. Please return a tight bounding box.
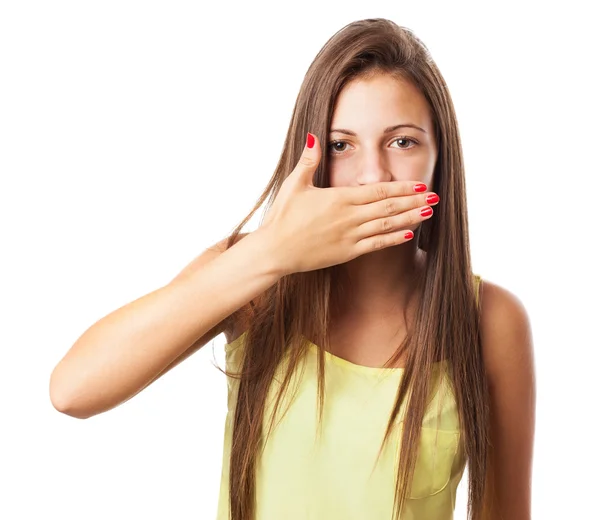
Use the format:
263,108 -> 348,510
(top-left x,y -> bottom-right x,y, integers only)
355,227 -> 417,257
290,132 -> 322,186
358,190 -> 438,226
345,181 -> 430,206
358,201 -> 435,239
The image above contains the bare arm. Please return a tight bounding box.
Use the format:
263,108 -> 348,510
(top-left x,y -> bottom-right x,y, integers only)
480,279 -> 536,520
49,229 -> 284,419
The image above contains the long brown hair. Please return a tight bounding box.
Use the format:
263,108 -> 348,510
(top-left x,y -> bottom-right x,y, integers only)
216,18 -> 490,520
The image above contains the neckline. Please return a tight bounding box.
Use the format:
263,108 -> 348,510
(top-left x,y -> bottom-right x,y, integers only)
302,335 -> 447,375
224,331 -> 446,375
304,338 -> 405,374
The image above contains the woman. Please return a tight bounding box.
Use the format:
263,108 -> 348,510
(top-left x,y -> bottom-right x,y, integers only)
213,18 -> 535,520
50,18 -> 535,520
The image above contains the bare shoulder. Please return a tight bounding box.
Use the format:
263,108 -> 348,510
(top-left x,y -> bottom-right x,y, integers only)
478,277 -> 536,516
478,278 -> 535,384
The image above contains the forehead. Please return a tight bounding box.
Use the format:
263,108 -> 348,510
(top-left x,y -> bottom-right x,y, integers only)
331,74 -> 433,130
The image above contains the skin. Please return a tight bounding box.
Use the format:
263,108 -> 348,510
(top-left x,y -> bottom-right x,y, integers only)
327,73 -> 437,319
480,280 -> 536,519
327,73 -> 536,518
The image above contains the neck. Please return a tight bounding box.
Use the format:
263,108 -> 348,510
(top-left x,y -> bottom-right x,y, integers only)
333,241 -> 426,320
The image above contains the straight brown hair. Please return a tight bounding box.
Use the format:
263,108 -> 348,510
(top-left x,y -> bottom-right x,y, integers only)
216,18 -> 490,520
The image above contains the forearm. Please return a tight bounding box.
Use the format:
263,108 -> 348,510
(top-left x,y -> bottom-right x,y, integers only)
49,228 -> 284,418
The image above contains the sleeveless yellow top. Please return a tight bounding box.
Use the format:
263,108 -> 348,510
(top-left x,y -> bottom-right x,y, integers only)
216,274 -> 482,520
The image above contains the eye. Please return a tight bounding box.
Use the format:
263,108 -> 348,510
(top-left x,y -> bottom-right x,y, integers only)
327,136 -> 418,155
328,140 -> 349,154
391,136 -> 418,149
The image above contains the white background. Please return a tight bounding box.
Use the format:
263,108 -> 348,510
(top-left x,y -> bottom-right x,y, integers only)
1,1 -> 598,519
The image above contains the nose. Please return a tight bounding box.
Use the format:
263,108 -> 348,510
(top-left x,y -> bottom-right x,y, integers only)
356,145 -> 393,185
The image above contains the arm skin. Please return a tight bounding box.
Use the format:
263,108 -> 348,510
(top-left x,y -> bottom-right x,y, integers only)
479,279 -> 536,520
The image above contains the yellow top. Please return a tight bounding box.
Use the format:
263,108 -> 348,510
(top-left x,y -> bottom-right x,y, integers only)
216,274 -> 482,520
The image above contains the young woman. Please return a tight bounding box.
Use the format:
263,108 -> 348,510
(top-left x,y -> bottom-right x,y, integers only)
50,18 -> 535,520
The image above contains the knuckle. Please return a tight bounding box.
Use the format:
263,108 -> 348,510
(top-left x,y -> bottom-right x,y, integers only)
298,155 -> 315,168
407,209 -> 419,226
375,235 -> 386,250
381,217 -> 393,233
375,184 -> 388,202
384,199 -> 395,216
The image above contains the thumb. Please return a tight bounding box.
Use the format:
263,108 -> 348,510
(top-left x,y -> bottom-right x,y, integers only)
293,132 -> 322,186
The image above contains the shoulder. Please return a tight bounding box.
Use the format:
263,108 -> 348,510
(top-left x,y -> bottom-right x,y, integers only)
477,278 -> 536,515
478,278 -> 535,385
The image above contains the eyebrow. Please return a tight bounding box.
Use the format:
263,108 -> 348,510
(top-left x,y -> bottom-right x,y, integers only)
329,123 -> 427,135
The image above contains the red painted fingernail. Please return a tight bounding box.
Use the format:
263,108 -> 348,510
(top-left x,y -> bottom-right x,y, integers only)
306,132 -> 315,149
426,194 -> 439,204
420,207 -> 433,217
413,183 -> 427,192
404,231 -> 414,240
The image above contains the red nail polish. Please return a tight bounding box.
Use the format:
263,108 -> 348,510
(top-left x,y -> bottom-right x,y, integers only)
426,194 -> 439,204
420,207 -> 433,217
413,183 -> 427,192
306,132 -> 315,149
404,231 -> 414,240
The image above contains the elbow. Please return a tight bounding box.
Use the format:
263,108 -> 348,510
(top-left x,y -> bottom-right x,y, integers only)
50,395 -> 89,419
49,368 -> 93,420
50,394 -> 92,420
49,392 -> 90,420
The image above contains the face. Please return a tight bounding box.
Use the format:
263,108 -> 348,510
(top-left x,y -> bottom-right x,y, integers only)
327,74 -> 438,190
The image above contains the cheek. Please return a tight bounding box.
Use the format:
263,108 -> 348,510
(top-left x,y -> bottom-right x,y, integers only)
327,162 -> 352,187
391,171 -> 421,182
390,167 -> 426,182
327,154 -> 435,186
391,155 -> 435,181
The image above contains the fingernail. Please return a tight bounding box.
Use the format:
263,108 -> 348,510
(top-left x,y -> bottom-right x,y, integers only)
306,132 -> 315,149
413,183 -> 427,192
